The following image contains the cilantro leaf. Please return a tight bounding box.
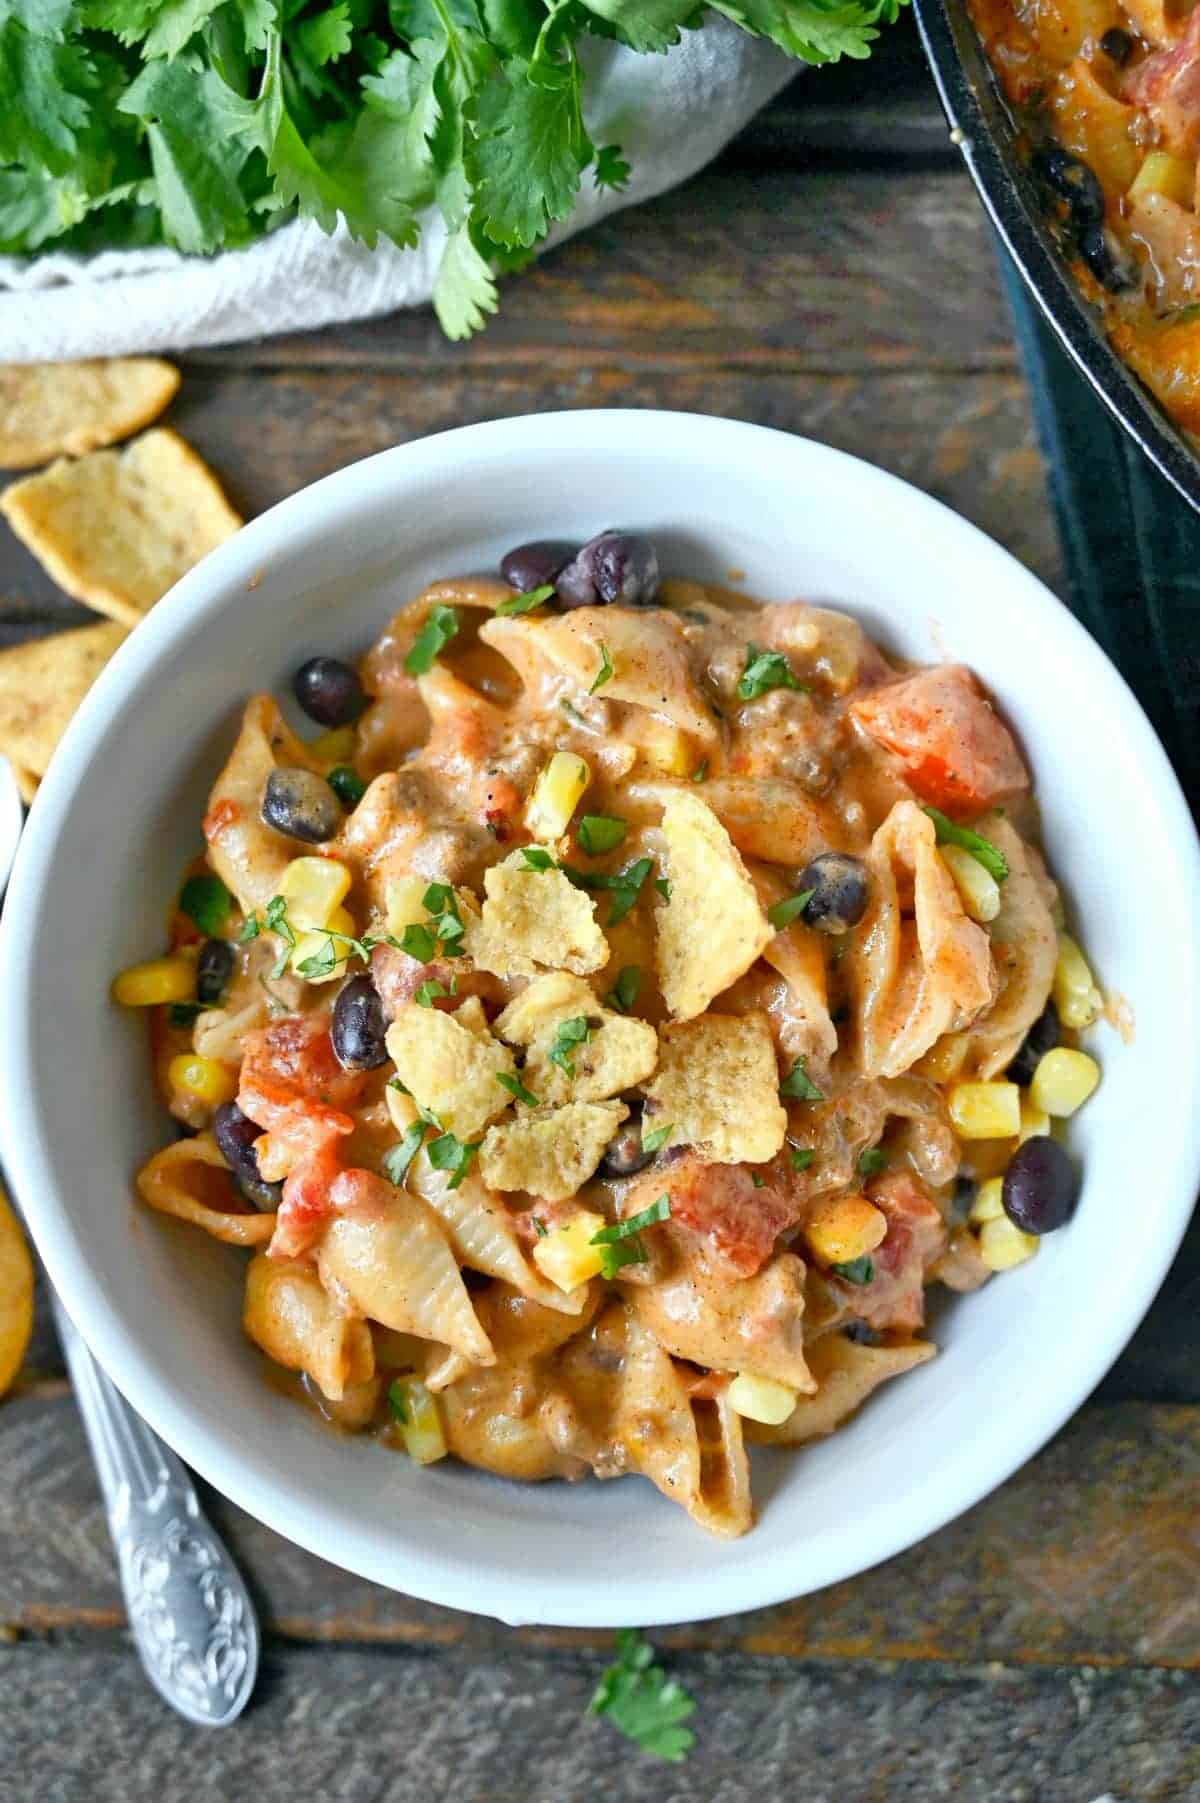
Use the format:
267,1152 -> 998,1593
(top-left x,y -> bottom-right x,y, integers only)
496,583 -> 554,616
399,922 -> 438,963
520,846 -> 556,871
737,645 -> 805,701
497,1070 -> 539,1106
604,964 -> 641,1013
414,978 -> 450,1006
713,0 -> 897,64
179,873 -> 232,935
589,641 -> 614,694
472,52 -> 589,250
384,1121 -> 427,1185
779,1056 -> 824,1101
767,886 -> 815,931
593,142 -> 629,190
328,765 -> 366,807
577,814 -> 626,856
589,1629 -> 695,1763
832,1255 -> 874,1284
857,1145 -> 887,1176
575,0 -> 698,53
434,222 -> 499,339
921,806 -> 1009,884
641,1123 -> 671,1154
117,57 -> 254,253
426,1129 -> 480,1188
590,1194 -> 669,1278
789,1147 -> 816,1171
167,1001 -> 205,1027
547,1014 -> 590,1078
404,603 -> 459,674
295,0 -> 352,65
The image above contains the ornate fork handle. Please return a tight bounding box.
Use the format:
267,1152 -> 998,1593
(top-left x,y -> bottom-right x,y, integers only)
54,1297 -> 259,1726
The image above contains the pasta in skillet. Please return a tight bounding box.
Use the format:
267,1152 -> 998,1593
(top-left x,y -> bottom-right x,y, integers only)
117,527 -> 1105,1536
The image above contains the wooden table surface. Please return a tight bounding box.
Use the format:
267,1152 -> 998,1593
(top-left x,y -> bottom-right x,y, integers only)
2,22 -> 1198,1801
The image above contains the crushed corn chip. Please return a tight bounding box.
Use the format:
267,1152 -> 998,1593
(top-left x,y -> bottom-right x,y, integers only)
644,1011 -> 786,1164
655,790 -> 772,1020
465,849 -> 608,978
385,1003 -> 516,1141
0,358 -> 180,469
478,1100 -> 629,1201
0,621 -> 126,778
495,971 -> 658,1103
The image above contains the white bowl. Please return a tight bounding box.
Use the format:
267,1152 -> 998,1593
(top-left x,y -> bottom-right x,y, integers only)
3,412 -> 1198,1629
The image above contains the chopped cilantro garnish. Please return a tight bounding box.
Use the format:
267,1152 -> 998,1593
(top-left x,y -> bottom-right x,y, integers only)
577,815 -> 627,857
328,766 -> 366,808
387,1378 -> 409,1423
532,1216 -> 549,1238
520,846 -> 557,871
399,923 -> 438,964
422,883 -> 453,914
238,914 -> 262,944
857,1146 -> 888,1176
422,883 -> 465,955
779,1056 -> 824,1101
737,647 -> 807,701
589,1630 -> 695,1763
641,1123 -> 672,1154
690,760 -> 708,783
590,1195 -> 670,1277
921,807 -> 1009,884
404,605 -> 459,676
564,856 -> 654,926
384,1123 -> 427,1188
426,1131 -> 480,1190
497,1071 -> 539,1107
654,877 -> 672,902
767,887 -> 816,931
750,1170 -> 765,1188
832,1256 -> 875,1285
297,937 -> 339,981
179,873 -> 231,936
495,585 -> 555,617
789,1147 -> 816,1171
264,894 -> 298,978
605,966 -> 642,1013
167,1001 -> 204,1027
589,641 -> 614,694
548,1015 -> 590,1078
414,979 -> 451,1007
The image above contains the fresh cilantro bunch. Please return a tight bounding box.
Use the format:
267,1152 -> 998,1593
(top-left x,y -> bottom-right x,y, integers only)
0,0 -> 908,338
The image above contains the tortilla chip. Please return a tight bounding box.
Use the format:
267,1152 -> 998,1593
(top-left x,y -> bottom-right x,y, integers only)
0,359 -> 180,470
495,971 -> 658,1104
385,1002 -> 516,1142
644,1011 -> 786,1164
9,762 -> 38,806
465,850 -> 608,979
479,1100 -> 628,1202
655,790 -> 772,1020
0,428 -> 241,628
0,622 -> 126,776
0,1179 -> 35,1399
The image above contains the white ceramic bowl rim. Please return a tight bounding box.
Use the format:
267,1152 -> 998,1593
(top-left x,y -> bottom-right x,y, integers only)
3,411 -> 1199,1629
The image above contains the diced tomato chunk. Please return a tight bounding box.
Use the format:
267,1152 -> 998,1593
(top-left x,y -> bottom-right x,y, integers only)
841,1171 -> 947,1331
850,664 -> 1028,818
270,1139 -> 345,1260
642,1153 -> 799,1278
240,1015 -> 365,1110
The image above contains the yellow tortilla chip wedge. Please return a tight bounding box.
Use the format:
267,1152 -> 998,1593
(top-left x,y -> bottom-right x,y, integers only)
0,1180 -> 34,1399
8,761 -> 38,805
0,359 -> 180,469
655,790 -> 772,1020
645,1011 -> 786,1165
479,1100 -> 628,1202
0,622 -> 126,776
0,428 -> 241,628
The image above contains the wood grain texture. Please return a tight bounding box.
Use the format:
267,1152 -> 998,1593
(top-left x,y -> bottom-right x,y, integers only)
3,1390 -> 1197,1665
1,1641 -> 1196,1803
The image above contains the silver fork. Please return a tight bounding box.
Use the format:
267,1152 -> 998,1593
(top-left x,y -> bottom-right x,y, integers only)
52,1294 -> 260,1726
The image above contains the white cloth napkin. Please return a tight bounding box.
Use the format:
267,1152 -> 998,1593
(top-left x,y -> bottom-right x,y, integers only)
0,22 -> 792,361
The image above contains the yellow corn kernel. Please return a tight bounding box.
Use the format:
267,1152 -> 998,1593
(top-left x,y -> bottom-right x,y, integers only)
308,725 -> 356,765
112,955 -> 196,1008
532,1211 -> 606,1291
948,1081 -> 1021,1140
1019,1097 -> 1051,1144
939,843 -> 1001,924
804,1193 -> 888,1266
167,1054 -> 238,1107
524,751 -> 592,841
1052,934 -> 1102,1030
1030,1047 -> 1100,1118
978,1214 -> 1039,1272
969,1176 -> 1005,1226
638,720 -> 692,777
290,905 -> 356,982
914,1032 -> 969,1083
385,875 -> 429,936
277,856 -> 351,930
727,1371 -> 798,1427
1129,150 -> 1193,208
389,1378 -> 447,1466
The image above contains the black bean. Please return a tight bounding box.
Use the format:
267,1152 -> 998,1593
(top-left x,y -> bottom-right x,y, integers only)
1100,25 -> 1132,62
843,1321 -> 880,1346
951,1173 -> 977,1222
1035,147 -> 1105,226
261,766 -> 341,843
1002,1136 -> 1079,1235
1079,224 -> 1138,293
293,657 -> 365,728
599,1105 -> 653,1179
797,851 -> 869,935
212,1102 -> 282,1212
331,973 -> 388,1070
196,937 -> 234,1006
499,540 -> 578,594
1007,1001 -> 1060,1087
556,530 -> 660,609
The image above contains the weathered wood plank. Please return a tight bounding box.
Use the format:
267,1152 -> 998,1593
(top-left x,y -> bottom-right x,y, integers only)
3,1392 -> 1196,1666
177,170 -> 1012,374
1,1641 -> 1196,1802
0,369 -> 1060,628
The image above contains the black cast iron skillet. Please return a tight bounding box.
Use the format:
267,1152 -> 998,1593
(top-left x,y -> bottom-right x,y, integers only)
913,0 -> 1200,513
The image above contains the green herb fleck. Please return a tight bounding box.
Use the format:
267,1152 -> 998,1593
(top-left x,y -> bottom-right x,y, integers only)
384,1123 -> 427,1188
577,815 -> 627,857
179,874 -> 232,936
641,1123 -> 672,1154
605,966 -> 642,1013
589,641 -> 614,695
426,1131 -> 480,1190
750,1170 -> 765,1188
921,807 -> 1009,884
789,1148 -> 816,1172
497,1071 -> 539,1107
414,979 -> 450,1007
387,1379 -> 409,1424
832,1256 -> 875,1285
520,846 -> 557,871
691,760 -> 708,782
404,605 -> 459,676
547,1015 -> 590,1079
590,1194 -> 669,1279
496,584 -> 555,617
767,887 -> 816,931
328,765 -> 366,808
654,878 -> 671,902
589,1629 -> 696,1763
737,647 -> 807,701
780,1057 -> 824,1101
533,1217 -> 548,1239
167,1001 -> 204,1028
857,1146 -> 887,1176
399,923 -> 438,964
